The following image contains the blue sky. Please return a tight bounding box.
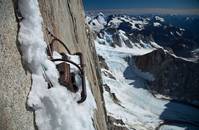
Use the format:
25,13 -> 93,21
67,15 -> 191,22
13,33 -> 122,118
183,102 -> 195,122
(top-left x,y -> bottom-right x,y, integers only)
83,0 -> 199,10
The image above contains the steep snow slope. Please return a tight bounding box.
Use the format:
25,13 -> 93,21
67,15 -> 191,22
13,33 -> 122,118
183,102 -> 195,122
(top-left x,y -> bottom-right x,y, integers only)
87,13 -> 199,130
18,0 -> 96,130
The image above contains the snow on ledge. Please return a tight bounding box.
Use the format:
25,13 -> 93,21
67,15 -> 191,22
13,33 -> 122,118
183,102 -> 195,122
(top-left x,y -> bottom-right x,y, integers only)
18,0 -> 96,130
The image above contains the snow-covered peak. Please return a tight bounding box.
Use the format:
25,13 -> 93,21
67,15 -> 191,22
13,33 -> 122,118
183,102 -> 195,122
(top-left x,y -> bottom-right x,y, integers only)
153,22 -> 161,27
85,16 -> 92,24
86,12 -> 107,32
97,17 -> 106,26
155,16 -> 165,22
107,15 -> 148,31
107,17 -> 123,27
98,12 -> 105,17
96,12 -> 107,25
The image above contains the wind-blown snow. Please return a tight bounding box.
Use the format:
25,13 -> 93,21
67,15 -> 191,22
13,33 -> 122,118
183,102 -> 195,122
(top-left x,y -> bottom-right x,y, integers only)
18,0 -> 96,130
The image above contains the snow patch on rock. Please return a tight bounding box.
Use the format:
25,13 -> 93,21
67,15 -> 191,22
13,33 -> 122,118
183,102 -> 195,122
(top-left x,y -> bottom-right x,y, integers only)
18,0 -> 96,130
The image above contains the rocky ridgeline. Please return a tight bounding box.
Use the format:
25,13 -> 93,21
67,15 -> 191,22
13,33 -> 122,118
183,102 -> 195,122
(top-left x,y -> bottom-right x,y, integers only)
134,48 -> 199,105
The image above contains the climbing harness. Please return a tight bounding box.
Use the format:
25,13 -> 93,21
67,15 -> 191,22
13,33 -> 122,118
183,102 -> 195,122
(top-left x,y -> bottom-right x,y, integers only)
44,29 -> 87,104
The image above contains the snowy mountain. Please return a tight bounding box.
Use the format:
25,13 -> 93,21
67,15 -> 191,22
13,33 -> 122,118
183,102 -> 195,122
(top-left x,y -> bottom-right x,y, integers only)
87,14 -> 199,59
87,13 -> 199,130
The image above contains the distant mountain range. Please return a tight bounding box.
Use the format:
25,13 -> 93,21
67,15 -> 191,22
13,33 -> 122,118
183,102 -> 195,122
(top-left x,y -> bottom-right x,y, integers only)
87,13 -> 199,59
86,13 -> 199,130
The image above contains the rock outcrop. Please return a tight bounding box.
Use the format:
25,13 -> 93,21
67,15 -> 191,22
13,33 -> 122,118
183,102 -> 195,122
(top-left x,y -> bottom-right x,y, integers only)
134,49 -> 199,105
107,116 -> 130,130
0,0 -> 108,130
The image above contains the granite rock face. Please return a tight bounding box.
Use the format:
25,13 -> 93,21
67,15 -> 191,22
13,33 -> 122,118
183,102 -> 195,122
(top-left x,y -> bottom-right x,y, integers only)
0,0 -> 35,130
134,49 -> 199,104
0,0 -> 108,130
38,0 -> 108,129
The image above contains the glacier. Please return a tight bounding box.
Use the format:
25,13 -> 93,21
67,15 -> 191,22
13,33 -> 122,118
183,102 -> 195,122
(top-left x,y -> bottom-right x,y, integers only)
87,13 -> 199,130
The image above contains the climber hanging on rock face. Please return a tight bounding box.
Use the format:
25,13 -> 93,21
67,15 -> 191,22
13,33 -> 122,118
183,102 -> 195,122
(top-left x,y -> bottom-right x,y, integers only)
43,29 -> 87,104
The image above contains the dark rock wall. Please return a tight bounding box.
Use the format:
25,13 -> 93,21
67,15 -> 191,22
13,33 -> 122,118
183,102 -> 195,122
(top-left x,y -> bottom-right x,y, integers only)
135,49 -> 199,104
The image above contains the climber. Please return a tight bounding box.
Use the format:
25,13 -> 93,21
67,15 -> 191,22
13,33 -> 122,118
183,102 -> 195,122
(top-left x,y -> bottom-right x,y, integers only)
43,29 -> 87,104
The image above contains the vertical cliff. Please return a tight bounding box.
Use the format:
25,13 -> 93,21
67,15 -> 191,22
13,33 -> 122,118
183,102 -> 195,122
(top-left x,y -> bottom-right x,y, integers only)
0,0 -> 35,130
0,0 -> 108,130
38,0 -> 107,129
